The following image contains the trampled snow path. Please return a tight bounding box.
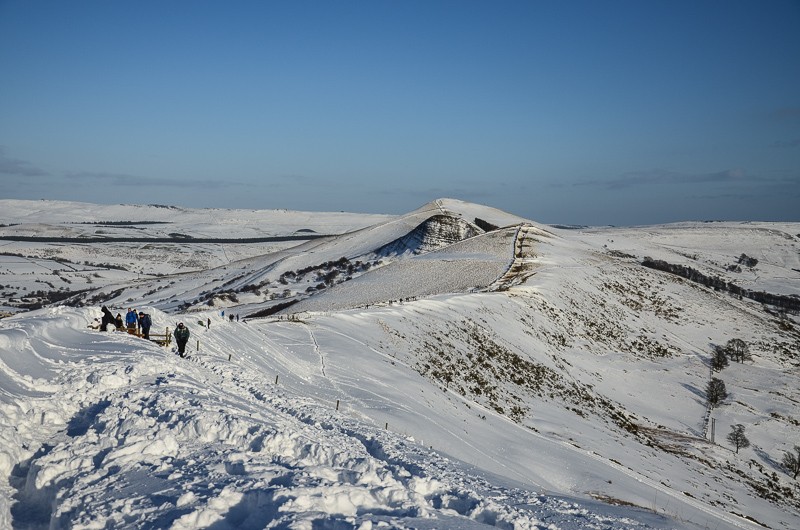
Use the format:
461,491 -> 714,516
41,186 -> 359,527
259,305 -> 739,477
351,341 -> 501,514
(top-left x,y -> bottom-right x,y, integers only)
0,307 -> 690,529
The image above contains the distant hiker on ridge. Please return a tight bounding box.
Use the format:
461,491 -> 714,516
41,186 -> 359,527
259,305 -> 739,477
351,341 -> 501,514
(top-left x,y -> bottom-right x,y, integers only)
174,322 -> 190,357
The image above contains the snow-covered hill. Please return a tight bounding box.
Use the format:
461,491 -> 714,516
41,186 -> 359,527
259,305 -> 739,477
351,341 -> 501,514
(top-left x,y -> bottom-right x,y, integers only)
0,198 -> 798,530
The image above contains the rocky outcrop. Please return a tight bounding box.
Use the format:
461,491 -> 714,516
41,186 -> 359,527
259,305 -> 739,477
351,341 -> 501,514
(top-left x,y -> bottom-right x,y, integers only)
376,215 -> 482,257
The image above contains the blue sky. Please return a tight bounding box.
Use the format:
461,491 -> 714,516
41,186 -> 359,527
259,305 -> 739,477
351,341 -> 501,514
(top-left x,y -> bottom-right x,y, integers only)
1,0 -> 798,226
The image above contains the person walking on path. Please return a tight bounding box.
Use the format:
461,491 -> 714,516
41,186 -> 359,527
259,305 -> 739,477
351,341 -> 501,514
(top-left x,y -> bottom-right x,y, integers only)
138,311 -> 152,340
174,322 -> 190,357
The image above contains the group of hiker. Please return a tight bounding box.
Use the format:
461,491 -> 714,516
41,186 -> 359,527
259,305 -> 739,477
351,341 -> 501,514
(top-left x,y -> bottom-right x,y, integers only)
220,310 -> 240,322
99,306 -> 152,338
98,305 -> 191,357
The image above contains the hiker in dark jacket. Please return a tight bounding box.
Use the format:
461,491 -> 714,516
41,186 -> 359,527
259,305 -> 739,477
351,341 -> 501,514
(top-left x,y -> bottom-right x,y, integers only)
138,312 -> 152,339
114,313 -> 123,330
174,322 -> 190,357
100,306 -> 115,331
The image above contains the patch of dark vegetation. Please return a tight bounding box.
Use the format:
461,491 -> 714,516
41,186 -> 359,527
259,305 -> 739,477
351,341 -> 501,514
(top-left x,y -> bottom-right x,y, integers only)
0,252 -> 130,272
607,249 -> 636,259
642,257 -> 800,313
640,427 -> 798,510
769,412 -> 800,427
247,299 -> 298,318
216,256 -> 382,306
737,253 -> 759,268
726,459 -> 796,510
728,253 -> 759,273
17,289 -> 92,310
83,289 -> 125,307
473,218 -> 499,232
168,233 -> 194,239
601,276 -> 683,324
729,512 -> 768,528
208,290 -> 239,304
378,215 -> 480,256
587,493 -> 641,508
276,257 -> 378,289
86,262 -> 128,271
415,319 -> 640,434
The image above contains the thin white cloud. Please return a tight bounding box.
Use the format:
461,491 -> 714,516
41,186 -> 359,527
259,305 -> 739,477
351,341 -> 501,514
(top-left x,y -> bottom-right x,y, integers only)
770,139 -> 800,149
66,171 -> 249,190
768,107 -> 800,122
573,168 -> 760,190
0,147 -> 49,177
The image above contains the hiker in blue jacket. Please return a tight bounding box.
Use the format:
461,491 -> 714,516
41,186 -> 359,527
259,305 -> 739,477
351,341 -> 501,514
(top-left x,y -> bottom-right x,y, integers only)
125,308 -> 138,332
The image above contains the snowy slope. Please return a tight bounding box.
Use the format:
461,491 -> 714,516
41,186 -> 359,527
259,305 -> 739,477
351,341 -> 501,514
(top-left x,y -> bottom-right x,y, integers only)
0,306 -> 685,530
0,199 -> 798,530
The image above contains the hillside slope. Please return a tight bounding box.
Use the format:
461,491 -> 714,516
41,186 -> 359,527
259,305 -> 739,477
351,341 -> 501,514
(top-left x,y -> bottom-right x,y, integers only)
0,199 -> 798,529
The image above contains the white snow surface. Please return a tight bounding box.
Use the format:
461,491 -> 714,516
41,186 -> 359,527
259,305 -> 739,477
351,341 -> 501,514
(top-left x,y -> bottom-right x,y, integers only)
0,198 -> 798,530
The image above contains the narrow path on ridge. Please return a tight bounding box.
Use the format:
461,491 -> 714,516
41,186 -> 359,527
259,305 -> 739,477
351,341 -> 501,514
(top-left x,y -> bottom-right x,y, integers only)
304,323 -> 325,377
487,223 -> 539,292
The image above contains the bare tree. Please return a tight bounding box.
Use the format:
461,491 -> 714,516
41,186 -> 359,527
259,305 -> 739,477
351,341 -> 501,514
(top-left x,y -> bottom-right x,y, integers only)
711,345 -> 729,372
727,424 -> 750,454
782,445 -> 800,479
725,338 -> 751,363
706,377 -> 728,408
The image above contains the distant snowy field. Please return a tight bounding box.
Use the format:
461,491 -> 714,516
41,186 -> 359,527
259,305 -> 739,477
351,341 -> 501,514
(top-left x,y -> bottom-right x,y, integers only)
1,199 -> 798,530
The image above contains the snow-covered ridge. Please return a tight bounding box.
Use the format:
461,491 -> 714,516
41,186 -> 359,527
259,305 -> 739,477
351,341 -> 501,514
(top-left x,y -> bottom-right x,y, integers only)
1,198 -> 799,529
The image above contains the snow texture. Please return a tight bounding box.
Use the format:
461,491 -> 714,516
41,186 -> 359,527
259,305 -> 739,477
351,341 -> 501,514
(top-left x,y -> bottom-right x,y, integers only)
0,198 -> 798,530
